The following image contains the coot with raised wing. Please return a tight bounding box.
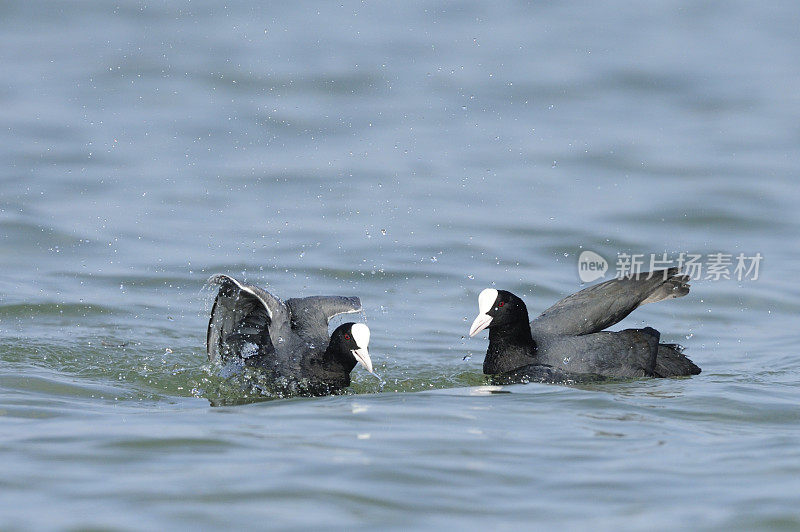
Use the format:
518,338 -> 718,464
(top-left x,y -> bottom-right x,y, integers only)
469,268 -> 700,380
207,274 -> 374,395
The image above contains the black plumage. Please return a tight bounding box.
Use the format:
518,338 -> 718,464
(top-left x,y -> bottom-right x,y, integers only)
207,274 -> 373,396
469,268 -> 700,381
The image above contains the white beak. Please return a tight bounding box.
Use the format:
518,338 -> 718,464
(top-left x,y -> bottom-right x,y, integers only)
469,313 -> 493,337
351,347 -> 374,375
470,288 -> 498,337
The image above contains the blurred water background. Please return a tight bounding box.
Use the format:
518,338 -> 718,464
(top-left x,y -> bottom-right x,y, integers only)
1,0 -> 799,529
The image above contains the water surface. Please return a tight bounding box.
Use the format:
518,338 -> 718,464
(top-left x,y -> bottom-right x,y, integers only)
2,0 -> 799,529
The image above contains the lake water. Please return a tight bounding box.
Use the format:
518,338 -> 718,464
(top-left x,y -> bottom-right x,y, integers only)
2,0 -> 799,529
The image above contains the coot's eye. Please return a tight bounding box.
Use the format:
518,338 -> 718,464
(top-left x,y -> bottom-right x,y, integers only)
344,333 -> 350,340
498,301 -> 505,307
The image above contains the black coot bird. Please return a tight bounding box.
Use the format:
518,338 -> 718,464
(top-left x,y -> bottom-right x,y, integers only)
469,268 -> 700,381
207,274 -> 374,395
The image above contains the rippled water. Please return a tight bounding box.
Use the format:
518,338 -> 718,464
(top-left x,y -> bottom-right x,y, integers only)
2,0 -> 800,529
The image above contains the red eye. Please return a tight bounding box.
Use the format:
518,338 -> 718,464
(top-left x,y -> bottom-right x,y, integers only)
344,334 -> 350,340
499,302 -> 505,307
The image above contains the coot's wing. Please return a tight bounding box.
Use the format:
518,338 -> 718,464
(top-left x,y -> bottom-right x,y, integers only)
537,327 -> 661,378
285,296 -> 361,343
206,274 -> 290,362
530,268 -> 689,337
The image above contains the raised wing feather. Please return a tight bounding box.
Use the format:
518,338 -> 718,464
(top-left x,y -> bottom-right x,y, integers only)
530,268 -> 689,337
285,295 -> 361,343
206,275 -> 289,362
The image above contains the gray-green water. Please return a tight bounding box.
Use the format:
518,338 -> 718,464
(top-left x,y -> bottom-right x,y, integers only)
2,0 -> 799,529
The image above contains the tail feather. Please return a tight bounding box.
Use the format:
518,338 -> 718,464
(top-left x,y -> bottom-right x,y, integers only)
654,343 -> 701,377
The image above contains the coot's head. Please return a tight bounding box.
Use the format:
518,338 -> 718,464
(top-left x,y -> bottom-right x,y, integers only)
468,288 -> 527,336
329,322 -> 374,375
